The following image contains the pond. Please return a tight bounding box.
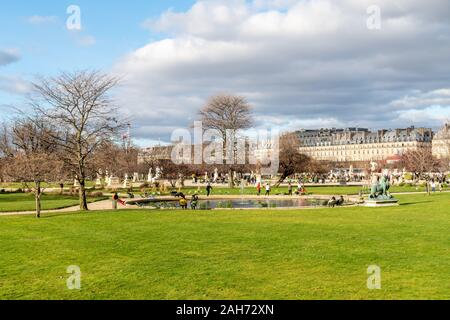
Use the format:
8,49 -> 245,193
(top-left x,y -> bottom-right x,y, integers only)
133,198 -> 337,210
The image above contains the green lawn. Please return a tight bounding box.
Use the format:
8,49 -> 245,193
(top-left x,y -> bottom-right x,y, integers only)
161,184 -> 439,197
0,193 -> 105,212
0,181 -> 96,190
0,193 -> 449,300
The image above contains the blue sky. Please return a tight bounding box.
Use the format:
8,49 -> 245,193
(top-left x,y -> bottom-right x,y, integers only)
1,0 -> 450,146
0,0 -> 195,116
1,1 -> 196,69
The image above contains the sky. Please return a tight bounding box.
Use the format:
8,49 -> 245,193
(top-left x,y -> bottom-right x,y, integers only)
1,0 -> 450,146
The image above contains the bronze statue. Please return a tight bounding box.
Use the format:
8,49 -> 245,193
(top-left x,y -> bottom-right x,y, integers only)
369,175 -> 393,200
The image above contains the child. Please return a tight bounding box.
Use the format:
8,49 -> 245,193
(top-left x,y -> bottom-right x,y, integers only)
191,194 -> 199,210
179,196 -> 188,210
265,183 -> 271,196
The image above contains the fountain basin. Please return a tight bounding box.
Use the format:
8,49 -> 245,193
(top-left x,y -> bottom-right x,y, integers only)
126,196 -> 356,210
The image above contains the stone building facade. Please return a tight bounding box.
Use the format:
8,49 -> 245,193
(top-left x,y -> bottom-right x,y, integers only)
297,127 -> 433,162
432,123 -> 450,160
138,145 -> 173,164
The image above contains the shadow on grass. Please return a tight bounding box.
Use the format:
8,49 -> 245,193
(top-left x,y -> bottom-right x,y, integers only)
40,211 -> 89,219
400,201 -> 433,206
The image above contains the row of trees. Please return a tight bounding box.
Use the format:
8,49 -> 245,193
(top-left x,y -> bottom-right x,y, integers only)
7,70 -> 444,218
0,71 -> 134,217
1,81 -> 321,218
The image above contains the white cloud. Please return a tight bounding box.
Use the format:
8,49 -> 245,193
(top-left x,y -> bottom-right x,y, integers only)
398,106 -> 450,124
114,0 -> 450,144
26,15 -> 58,25
390,89 -> 450,110
76,35 -> 96,47
392,89 -> 450,126
0,49 -> 20,66
0,75 -> 31,95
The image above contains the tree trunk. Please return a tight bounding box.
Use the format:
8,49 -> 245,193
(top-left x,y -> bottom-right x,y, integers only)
228,169 -> 234,188
275,176 -> 287,188
79,178 -> 89,210
35,181 -> 41,218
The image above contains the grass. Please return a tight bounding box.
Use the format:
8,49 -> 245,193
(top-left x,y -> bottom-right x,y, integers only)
147,184 -> 440,197
0,193 -> 106,212
0,181 -> 96,189
0,192 -> 449,300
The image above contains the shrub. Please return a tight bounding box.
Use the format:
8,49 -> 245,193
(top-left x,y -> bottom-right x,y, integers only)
403,173 -> 413,181
88,191 -> 104,198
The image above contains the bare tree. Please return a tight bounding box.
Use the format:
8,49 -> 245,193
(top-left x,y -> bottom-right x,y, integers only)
275,132 -> 311,186
199,94 -> 253,188
30,70 -> 125,210
2,118 -> 63,218
0,123 -> 13,182
92,140 -> 140,180
401,148 -> 439,177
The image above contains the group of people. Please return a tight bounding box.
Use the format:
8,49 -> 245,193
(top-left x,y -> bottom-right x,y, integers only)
256,182 -> 272,196
178,193 -> 199,210
328,196 -> 345,208
255,181 -> 307,197
429,179 -> 444,193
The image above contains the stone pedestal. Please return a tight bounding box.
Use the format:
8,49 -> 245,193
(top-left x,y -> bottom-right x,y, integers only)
107,177 -> 121,188
123,180 -> 131,189
364,199 -> 399,207
95,178 -> 103,187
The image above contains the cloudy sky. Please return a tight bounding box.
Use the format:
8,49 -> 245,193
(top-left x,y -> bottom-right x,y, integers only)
1,0 -> 450,146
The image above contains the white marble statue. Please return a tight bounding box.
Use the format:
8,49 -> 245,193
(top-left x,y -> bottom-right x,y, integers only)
123,174 -> 130,188
147,168 -> 153,183
95,171 -> 102,186
155,167 -> 162,180
213,168 -> 219,183
370,161 -> 378,173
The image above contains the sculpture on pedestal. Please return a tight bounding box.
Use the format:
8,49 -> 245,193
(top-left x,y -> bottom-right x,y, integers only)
155,167 -> 162,180
213,168 -> 219,183
147,168 -> 153,183
369,175 -> 393,200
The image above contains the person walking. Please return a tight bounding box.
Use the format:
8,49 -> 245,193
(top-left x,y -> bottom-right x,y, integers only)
206,183 -> 213,197
112,193 -> 119,210
256,182 -> 261,196
431,180 -> 436,193
297,181 -> 303,194
265,183 -> 271,196
288,183 -> 293,196
112,192 -> 126,208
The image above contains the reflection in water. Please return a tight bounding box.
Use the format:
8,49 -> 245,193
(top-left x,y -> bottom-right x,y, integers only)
139,198 -> 332,210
